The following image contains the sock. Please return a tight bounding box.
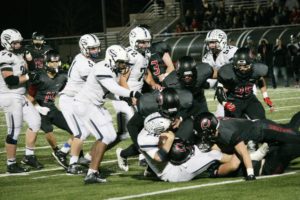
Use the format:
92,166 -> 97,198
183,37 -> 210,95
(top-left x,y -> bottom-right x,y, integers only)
69,156 -> 79,165
84,153 -> 92,161
121,144 -> 139,158
25,146 -> 34,156
60,143 -> 71,154
87,168 -> 98,175
7,158 -> 16,166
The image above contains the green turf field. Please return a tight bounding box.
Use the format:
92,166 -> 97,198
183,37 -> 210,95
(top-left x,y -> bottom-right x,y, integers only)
0,87 -> 299,200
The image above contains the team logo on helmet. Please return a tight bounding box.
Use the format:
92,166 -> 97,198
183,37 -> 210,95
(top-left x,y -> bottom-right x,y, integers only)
200,118 -> 211,130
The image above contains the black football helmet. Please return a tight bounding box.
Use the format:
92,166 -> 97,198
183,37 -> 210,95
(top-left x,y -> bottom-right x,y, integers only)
176,56 -> 197,87
32,32 -> 45,49
157,88 -> 180,119
169,138 -> 194,165
44,49 -> 61,74
194,112 -> 219,143
233,47 -> 253,78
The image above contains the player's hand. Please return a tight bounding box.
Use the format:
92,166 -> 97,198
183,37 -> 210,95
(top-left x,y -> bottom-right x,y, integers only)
131,97 -> 138,106
152,83 -> 162,90
224,102 -> 236,112
34,104 -> 50,115
24,50 -> 33,62
245,174 -> 256,181
171,117 -> 182,129
263,97 -> 274,112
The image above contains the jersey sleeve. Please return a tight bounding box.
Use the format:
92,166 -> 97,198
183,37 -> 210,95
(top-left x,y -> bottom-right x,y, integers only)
155,41 -> 171,56
0,51 -> 14,71
252,63 -> 268,78
78,59 -> 93,80
217,64 -> 236,88
195,63 -> 213,87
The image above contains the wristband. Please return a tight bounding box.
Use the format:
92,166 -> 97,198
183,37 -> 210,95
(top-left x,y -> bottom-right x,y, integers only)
246,168 -> 254,176
262,92 -> 268,98
25,74 -> 29,81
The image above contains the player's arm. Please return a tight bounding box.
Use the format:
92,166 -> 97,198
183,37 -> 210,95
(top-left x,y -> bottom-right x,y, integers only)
215,82 -> 236,112
119,69 -> 131,89
1,68 -> 29,86
212,68 -> 218,79
153,131 -> 175,162
258,77 -> 274,112
158,52 -> 175,82
144,69 -> 161,90
234,141 -> 256,180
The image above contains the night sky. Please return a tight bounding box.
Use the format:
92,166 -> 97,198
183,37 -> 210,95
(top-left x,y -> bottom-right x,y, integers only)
1,0 -> 150,39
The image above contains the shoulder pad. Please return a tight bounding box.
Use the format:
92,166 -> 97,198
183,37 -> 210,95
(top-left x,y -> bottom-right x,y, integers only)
152,41 -> 170,55
217,64 -> 236,84
195,63 -> 213,87
137,91 -> 159,116
162,71 -> 182,89
0,50 -> 14,65
252,63 -> 268,78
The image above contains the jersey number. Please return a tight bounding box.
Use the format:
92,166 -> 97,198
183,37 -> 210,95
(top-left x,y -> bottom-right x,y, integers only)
138,68 -> 147,81
151,60 -> 160,76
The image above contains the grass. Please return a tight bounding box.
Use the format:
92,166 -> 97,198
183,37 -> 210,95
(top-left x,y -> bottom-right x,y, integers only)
0,87 -> 299,200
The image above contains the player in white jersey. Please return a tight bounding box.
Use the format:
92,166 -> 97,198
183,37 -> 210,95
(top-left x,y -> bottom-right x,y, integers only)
72,45 -> 142,184
112,26 -> 160,140
202,29 -> 238,117
0,29 -> 42,173
59,34 -> 100,173
138,112 -> 226,182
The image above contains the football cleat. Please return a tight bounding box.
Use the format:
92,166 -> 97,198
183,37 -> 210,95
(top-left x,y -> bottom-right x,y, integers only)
84,172 -> 107,184
143,165 -> 156,177
78,157 -> 91,167
7,163 -> 30,173
52,150 -> 68,169
21,155 -> 44,169
66,163 -> 87,175
116,148 -> 129,172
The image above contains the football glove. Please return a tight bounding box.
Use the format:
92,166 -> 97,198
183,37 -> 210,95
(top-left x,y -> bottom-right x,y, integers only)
224,102 -> 236,112
263,97 -> 273,108
34,104 -> 50,115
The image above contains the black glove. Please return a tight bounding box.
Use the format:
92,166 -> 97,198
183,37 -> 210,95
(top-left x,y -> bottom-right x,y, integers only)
28,71 -> 40,82
130,91 -> 142,99
119,96 -> 133,106
245,174 -> 256,181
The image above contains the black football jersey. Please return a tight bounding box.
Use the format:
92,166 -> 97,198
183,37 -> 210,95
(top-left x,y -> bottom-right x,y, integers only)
33,70 -> 67,109
218,63 -> 268,99
148,41 -> 171,83
25,44 -> 52,70
217,118 -> 262,147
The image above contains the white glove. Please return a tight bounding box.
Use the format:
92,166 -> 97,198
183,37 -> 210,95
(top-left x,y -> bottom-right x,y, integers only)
34,104 -> 50,115
250,143 -> 269,161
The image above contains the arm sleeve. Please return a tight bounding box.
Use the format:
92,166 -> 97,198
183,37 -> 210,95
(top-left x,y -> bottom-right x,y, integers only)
99,77 -> 131,97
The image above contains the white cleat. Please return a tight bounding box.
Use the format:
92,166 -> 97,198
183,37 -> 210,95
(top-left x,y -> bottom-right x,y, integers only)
116,148 -> 129,172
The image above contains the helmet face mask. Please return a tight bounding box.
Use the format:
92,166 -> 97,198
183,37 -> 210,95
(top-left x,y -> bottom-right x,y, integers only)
176,56 -> 197,87
205,29 -> 227,53
44,50 -> 61,74
1,29 -> 23,51
233,47 -> 253,78
129,27 -> 151,54
157,88 -> 180,120
32,32 -> 45,49
79,34 -> 101,59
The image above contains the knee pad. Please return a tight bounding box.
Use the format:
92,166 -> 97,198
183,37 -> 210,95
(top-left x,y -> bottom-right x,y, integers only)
6,135 -> 17,145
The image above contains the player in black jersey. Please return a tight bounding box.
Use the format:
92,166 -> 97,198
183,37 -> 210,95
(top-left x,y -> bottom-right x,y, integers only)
25,32 -> 52,71
28,50 -> 72,169
216,47 -> 274,119
194,111 -> 300,180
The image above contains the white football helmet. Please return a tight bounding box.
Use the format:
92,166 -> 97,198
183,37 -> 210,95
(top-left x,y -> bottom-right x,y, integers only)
144,112 -> 171,135
1,29 -> 23,51
205,29 -> 227,52
129,26 -> 151,52
79,34 -> 101,58
105,45 -> 130,74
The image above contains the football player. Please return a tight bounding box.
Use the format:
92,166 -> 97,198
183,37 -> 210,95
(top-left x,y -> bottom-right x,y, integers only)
27,50 -> 73,169
25,32 -> 52,70
287,34 -> 300,87
0,29 -> 43,172
216,47 -> 274,119
194,112 -> 300,180
202,29 -> 238,117
137,110 -> 230,182
72,45 -> 142,184
59,33 -> 101,173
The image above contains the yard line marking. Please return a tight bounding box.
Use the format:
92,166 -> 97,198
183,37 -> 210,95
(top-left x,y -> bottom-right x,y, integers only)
32,173 -> 66,179
0,158 -> 137,178
206,96 -> 300,102
106,172 -> 296,200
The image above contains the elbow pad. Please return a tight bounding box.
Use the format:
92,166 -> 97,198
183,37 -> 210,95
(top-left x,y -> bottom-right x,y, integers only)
4,75 -> 19,86
214,86 -> 227,104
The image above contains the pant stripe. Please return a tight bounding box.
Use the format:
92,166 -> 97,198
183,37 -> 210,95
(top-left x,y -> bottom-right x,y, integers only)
72,114 -> 82,138
89,119 -> 103,140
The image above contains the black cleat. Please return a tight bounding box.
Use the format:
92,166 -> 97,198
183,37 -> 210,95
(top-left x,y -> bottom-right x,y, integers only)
66,163 -> 87,175
52,150 -> 68,169
84,172 -> 107,184
7,163 -> 30,173
21,155 -> 44,169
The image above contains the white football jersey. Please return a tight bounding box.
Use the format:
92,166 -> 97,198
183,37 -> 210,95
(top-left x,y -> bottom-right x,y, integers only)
202,45 -> 238,70
75,60 -> 131,106
126,47 -> 150,92
138,128 -> 160,159
0,50 -> 27,94
61,53 -> 95,96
